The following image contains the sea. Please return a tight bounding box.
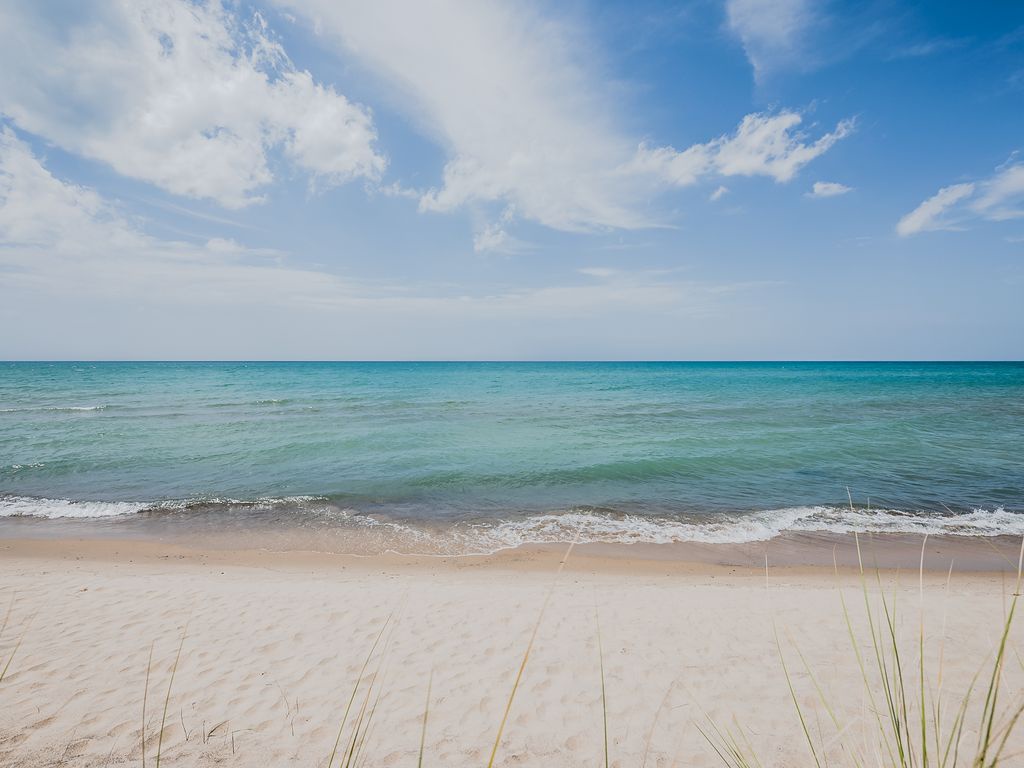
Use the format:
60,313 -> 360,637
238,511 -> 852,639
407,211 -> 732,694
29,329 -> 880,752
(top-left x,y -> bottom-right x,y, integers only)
1,361 -> 1021,554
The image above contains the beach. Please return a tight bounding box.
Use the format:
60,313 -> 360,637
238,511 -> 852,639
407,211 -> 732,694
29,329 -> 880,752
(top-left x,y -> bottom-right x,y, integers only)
3,0 -> 1023,763
2,534 -> 1022,767
2,362 -> 1023,765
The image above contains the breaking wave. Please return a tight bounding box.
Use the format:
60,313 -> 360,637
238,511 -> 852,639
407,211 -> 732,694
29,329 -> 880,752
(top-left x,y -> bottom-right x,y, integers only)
1,495 -> 1020,554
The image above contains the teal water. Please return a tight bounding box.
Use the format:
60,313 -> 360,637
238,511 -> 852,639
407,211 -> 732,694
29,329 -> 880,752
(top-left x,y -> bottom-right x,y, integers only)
1,362 -> 1022,553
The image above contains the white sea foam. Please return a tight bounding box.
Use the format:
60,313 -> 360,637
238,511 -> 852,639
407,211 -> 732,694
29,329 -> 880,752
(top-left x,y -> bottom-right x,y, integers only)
0,496 -> 1020,551
0,496 -> 145,519
441,505 -> 1024,553
0,494 -> 333,519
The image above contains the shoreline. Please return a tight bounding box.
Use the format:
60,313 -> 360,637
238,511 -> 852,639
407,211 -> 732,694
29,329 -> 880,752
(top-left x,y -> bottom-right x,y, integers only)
2,528 -> 1021,574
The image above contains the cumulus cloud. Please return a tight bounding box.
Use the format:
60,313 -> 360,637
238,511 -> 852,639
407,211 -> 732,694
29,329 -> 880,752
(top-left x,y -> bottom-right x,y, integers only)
808,181 -> 852,198
0,0 -> 385,208
897,160 -> 1024,236
275,0 -> 647,232
0,0 -> 853,255
709,185 -> 729,202
0,127 -> 357,305
276,1 -> 850,237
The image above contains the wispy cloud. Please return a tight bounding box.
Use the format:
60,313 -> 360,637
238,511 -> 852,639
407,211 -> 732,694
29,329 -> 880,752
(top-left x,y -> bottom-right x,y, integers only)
709,185 -> 729,201
725,0 -> 816,78
888,37 -> 969,60
0,125 -> 763,358
631,111 -> 854,186
0,126 -> 358,305
0,0 -> 384,209
896,183 -> 976,236
0,0 -> 853,256
278,1 -> 850,240
808,181 -> 852,198
897,159 -> 1024,236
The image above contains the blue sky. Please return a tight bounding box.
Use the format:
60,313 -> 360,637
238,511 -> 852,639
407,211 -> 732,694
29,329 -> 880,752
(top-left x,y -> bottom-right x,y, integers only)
0,0 -> 1021,360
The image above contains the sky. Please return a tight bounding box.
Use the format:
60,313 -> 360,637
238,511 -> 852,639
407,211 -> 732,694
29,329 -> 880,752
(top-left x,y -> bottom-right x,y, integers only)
0,0 -> 1022,360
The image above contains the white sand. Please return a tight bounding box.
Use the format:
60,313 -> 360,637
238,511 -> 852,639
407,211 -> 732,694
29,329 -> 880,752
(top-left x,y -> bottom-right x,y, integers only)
0,538 -> 1022,767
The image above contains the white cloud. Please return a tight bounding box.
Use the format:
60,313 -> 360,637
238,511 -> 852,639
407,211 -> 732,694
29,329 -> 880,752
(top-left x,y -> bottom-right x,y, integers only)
897,161 -> 1024,236
0,0 -> 385,208
971,162 -> 1024,221
725,0 -> 815,77
471,205 -> 531,254
472,223 -> 512,254
0,127 -> 357,305
0,126 -> 764,358
896,183 -> 975,236
277,1 -> 850,238
808,181 -> 852,198
632,111 -> 853,187
710,185 -> 729,201
579,267 -> 617,279
276,0 -> 647,232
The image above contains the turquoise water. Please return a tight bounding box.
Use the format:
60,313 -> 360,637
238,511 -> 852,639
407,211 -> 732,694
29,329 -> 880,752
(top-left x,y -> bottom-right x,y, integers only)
1,362 -> 1022,552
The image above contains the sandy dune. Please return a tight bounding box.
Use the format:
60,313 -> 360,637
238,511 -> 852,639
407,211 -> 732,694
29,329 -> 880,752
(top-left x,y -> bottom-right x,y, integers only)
0,538 -> 1022,767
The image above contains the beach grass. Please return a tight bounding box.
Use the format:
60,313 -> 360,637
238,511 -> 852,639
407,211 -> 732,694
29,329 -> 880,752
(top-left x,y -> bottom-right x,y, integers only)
155,623 -> 188,768
595,606 -> 609,768
326,615 -> 392,768
486,536 -> 579,768
418,669 -> 433,768
0,593 -> 33,688
702,534 -> 1024,768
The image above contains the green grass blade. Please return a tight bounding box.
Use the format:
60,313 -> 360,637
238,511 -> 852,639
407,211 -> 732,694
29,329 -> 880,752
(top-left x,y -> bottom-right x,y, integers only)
595,608 -> 609,768
326,614 -> 392,768
418,669 -> 433,768
486,536 -> 579,768
141,641 -> 154,768
155,623 -> 187,768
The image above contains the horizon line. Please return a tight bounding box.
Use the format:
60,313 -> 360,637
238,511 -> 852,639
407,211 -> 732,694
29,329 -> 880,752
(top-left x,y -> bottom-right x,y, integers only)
3,359 -> 1023,365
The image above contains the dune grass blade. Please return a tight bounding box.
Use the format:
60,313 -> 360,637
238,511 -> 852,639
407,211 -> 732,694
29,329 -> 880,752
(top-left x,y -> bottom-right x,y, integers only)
344,609 -> 401,768
933,560 -> 955,765
141,641 -> 154,768
696,719 -> 761,768
920,537 -> 929,768
856,535 -> 911,766
486,535 -> 579,768
0,630 -> 25,686
347,623 -> 398,768
0,592 -> 13,641
774,621 -> 823,768
155,624 -> 187,768
418,669 -> 433,768
595,608 -> 609,768
0,597 -> 33,688
974,538 -> 1023,767
326,614 -> 392,768
787,630 -> 863,768
641,683 -> 674,768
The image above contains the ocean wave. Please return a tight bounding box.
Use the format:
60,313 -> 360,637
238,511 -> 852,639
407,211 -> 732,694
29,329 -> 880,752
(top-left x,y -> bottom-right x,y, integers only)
0,496 -> 1020,551
451,505 -> 1024,552
0,496 -> 146,519
0,494 -> 330,519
